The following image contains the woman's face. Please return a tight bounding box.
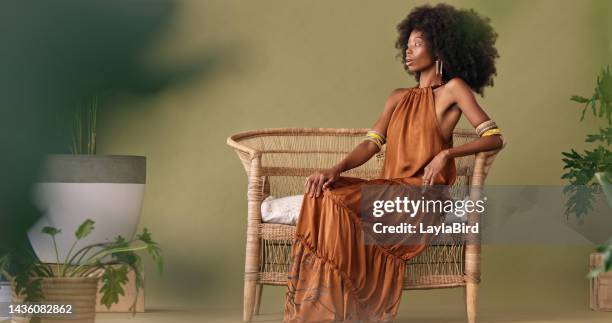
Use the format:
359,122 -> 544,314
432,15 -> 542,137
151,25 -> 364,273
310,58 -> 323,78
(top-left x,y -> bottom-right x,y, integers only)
405,30 -> 433,72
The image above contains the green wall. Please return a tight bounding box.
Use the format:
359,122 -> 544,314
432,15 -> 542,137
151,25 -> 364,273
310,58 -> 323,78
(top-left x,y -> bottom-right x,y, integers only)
96,0 -> 612,313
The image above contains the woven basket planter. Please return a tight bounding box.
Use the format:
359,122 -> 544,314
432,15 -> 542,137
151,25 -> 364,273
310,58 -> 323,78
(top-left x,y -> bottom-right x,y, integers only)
11,277 -> 99,322
590,252 -> 612,311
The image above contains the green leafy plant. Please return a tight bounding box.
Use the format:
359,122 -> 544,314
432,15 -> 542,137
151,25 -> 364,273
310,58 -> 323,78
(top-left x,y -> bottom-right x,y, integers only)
561,65 -> 612,219
561,65 -> 612,278
70,95 -> 98,154
0,219 -> 162,313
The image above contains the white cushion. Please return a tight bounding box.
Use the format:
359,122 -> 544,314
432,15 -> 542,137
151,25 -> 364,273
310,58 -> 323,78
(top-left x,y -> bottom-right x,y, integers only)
261,194 -> 470,225
261,195 -> 304,225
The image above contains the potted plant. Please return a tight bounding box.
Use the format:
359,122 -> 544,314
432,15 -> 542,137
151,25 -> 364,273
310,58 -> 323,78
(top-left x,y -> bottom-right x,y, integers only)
561,65 -> 612,310
0,219 -> 162,322
28,96 -> 147,266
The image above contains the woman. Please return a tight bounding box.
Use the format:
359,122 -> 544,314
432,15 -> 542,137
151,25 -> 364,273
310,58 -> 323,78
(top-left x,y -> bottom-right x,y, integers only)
284,3 -> 504,322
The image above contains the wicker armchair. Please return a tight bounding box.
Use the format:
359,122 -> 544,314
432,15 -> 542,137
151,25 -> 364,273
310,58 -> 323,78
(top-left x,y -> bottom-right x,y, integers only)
227,128 -> 505,323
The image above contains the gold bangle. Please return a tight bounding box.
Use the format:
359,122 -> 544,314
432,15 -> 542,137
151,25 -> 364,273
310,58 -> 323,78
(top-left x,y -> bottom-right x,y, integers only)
367,132 -> 385,142
476,124 -> 498,136
365,133 -> 384,146
481,128 -> 501,137
367,129 -> 385,138
366,130 -> 386,144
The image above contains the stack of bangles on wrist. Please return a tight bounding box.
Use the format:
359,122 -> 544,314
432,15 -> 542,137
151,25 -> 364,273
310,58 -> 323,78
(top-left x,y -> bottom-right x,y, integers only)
475,119 -> 502,137
363,129 -> 386,151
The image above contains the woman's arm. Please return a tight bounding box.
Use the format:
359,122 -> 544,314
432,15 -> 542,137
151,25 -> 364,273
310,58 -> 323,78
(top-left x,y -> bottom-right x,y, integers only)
333,88 -> 406,172
421,78 -> 505,186
441,78 -> 505,160
305,88 -> 405,197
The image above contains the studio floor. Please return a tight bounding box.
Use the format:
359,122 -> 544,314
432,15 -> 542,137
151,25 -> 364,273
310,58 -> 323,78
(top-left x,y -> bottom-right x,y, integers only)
93,284 -> 611,323
94,307 -> 611,323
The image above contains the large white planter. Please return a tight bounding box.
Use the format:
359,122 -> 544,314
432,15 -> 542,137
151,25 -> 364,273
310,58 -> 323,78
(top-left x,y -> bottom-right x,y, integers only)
27,155 -> 146,264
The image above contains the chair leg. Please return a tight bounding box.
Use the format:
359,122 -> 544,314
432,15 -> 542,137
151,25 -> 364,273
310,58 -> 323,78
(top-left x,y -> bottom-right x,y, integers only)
243,169 -> 263,322
254,283 -> 263,315
465,282 -> 478,323
243,279 -> 256,322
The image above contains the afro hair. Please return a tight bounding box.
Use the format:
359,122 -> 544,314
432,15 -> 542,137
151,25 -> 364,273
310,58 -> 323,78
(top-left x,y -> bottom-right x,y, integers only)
395,3 -> 500,97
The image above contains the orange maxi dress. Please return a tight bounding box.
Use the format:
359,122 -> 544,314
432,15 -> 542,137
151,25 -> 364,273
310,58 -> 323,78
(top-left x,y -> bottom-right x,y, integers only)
284,84 -> 457,322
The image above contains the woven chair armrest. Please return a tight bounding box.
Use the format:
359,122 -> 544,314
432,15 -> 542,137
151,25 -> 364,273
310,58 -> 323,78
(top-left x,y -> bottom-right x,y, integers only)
227,127 -> 371,158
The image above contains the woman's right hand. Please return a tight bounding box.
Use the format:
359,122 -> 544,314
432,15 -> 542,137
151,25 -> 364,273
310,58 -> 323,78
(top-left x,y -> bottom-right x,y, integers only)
304,166 -> 342,198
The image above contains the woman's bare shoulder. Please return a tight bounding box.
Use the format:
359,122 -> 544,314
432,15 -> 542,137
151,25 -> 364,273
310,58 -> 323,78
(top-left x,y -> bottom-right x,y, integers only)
445,77 -> 475,98
382,87 -> 411,112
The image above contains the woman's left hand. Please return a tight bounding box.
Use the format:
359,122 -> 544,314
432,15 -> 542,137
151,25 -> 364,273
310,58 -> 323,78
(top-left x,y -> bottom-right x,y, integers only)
422,150 -> 450,186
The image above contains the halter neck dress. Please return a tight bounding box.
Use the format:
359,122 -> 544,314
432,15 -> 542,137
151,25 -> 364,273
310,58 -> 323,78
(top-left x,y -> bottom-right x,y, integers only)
284,84 -> 457,322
